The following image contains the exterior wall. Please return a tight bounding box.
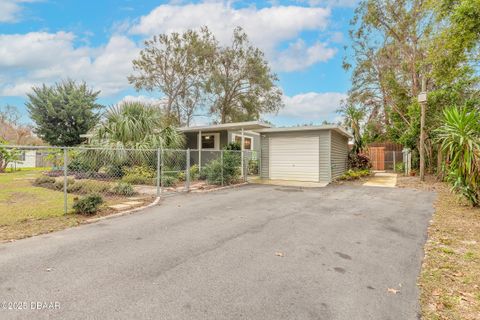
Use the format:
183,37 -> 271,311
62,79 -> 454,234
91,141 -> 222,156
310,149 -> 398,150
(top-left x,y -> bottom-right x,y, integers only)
260,130 -> 331,183
330,130 -> 349,180
10,150 -> 37,169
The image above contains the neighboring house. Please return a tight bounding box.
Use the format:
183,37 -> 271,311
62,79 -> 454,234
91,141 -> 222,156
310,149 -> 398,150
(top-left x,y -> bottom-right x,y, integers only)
180,122 -> 352,184
10,150 -> 37,169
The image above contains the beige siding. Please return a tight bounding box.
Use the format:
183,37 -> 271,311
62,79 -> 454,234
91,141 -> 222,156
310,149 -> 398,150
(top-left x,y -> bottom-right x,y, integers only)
330,130 -> 349,179
260,131 -> 331,183
319,131 -> 331,183
260,135 -> 269,178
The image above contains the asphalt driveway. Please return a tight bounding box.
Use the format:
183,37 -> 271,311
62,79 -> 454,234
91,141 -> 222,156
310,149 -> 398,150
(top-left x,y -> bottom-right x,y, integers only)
0,184 -> 435,320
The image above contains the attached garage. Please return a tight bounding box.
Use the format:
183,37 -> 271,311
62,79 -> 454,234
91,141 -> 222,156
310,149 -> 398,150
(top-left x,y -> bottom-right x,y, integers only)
258,125 -> 352,184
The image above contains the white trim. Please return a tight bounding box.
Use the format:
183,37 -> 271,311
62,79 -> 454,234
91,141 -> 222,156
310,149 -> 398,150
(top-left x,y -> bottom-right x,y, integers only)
232,133 -> 253,150
256,125 -> 353,139
201,132 -> 220,150
179,121 -> 271,133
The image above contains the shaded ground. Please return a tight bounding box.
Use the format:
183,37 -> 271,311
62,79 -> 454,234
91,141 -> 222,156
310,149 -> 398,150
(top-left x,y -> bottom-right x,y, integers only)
398,175 -> 480,320
0,184 -> 435,319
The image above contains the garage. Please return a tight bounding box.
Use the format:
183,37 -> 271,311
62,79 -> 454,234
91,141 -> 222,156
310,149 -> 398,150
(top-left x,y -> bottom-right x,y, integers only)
269,136 -> 319,182
257,125 -> 352,184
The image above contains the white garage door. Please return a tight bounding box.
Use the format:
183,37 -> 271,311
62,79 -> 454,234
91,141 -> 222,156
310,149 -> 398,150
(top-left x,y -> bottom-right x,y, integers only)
269,136 -> 320,182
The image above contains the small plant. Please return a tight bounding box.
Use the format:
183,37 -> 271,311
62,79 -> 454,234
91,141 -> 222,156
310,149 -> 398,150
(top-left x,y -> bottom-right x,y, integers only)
162,174 -> 178,187
33,176 -> 56,186
122,165 -> 156,185
73,194 -> 104,215
54,178 -> 75,190
337,169 -> 371,181
248,160 -> 259,175
395,162 -> 405,173
348,153 -> 371,170
110,182 -> 136,196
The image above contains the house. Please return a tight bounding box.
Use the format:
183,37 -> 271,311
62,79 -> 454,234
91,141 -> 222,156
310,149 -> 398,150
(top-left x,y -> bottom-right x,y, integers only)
178,121 -> 269,169
179,121 -> 352,184
9,150 -> 37,170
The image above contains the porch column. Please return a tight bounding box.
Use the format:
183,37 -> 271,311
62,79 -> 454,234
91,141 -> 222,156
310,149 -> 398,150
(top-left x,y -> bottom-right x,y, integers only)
198,130 -> 202,172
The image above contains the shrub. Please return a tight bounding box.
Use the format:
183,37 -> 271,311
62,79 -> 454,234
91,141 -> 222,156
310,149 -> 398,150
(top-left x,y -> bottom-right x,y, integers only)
121,165 -> 156,185
203,151 -> 241,185
177,164 -> 199,181
110,182 -> 136,196
44,170 -> 64,177
337,169 -> 371,181
54,178 -> 75,190
395,162 -> 405,173
248,160 -> 259,175
162,174 -> 178,187
71,180 -> 111,194
73,194 -> 104,215
33,176 -> 55,186
348,153 -> 371,170
122,174 -> 155,185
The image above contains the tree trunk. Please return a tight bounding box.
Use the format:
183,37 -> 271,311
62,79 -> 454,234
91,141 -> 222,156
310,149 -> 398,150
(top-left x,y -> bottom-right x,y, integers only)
437,145 -> 444,181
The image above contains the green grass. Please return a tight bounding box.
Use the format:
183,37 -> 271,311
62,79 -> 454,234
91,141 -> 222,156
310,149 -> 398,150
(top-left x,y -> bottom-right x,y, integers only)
0,170 -> 77,240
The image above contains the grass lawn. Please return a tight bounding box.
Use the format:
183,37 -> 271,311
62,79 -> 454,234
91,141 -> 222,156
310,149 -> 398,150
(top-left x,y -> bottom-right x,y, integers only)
0,170 -> 79,241
397,176 -> 480,320
0,170 -> 153,241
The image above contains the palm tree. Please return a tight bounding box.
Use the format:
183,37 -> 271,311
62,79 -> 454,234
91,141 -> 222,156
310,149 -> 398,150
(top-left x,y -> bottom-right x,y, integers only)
436,106 -> 480,206
84,102 -> 185,168
340,105 -> 365,154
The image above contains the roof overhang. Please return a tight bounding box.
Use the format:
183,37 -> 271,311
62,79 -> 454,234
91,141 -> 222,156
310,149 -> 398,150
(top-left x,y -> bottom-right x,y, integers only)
178,121 -> 272,133
256,125 -> 353,139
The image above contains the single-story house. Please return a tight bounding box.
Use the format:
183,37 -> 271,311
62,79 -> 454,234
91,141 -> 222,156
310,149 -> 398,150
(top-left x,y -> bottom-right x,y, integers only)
179,121 -> 352,184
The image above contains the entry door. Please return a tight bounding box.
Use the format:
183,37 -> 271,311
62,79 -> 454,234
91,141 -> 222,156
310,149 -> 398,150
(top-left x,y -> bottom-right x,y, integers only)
269,136 -> 320,182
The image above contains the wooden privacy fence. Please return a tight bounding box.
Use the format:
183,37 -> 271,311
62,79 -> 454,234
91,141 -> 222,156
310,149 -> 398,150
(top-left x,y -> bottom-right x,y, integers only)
366,143 -> 403,171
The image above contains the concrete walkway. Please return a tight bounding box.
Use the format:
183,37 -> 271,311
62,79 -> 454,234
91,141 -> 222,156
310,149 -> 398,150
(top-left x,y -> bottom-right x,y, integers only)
363,172 -> 397,188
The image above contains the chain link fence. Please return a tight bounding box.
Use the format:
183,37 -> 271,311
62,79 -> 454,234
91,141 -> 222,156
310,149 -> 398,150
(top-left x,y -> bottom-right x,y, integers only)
0,145 -> 255,215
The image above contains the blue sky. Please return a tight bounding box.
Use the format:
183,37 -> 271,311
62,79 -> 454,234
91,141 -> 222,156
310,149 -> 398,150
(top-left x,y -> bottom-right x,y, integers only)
0,0 -> 357,126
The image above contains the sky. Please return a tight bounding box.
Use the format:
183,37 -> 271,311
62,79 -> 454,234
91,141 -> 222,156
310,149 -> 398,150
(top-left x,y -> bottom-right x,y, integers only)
0,0 -> 357,126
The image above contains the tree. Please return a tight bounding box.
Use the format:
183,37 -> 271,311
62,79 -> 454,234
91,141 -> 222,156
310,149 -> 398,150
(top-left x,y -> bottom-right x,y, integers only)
26,80 -> 103,146
338,104 -> 365,154
129,28 -> 216,126
91,102 -> 184,150
0,139 -> 20,172
0,105 -> 42,145
206,27 -> 283,123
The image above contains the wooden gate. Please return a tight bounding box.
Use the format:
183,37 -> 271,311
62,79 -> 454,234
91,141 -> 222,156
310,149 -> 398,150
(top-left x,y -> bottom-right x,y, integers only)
368,147 -> 385,170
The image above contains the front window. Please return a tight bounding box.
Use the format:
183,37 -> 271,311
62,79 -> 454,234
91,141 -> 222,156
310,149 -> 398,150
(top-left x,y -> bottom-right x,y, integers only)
234,135 -> 252,150
202,134 -> 216,149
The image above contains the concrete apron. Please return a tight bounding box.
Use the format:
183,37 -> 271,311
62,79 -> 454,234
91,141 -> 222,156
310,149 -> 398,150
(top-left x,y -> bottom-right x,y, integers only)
250,178 -> 328,188
363,172 -> 397,188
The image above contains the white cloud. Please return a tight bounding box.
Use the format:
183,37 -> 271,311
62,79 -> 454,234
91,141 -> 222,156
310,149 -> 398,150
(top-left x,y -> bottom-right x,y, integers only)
0,0 -> 36,23
302,0 -> 359,7
130,2 -> 336,72
277,91 -> 346,121
275,39 -> 336,72
118,95 -> 167,107
0,32 -> 139,97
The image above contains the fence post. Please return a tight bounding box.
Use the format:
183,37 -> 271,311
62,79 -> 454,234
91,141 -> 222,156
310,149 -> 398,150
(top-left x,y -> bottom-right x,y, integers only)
160,148 -> 164,195
393,151 -> 396,172
156,148 -> 161,197
186,149 -> 190,192
243,151 -> 247,183
221,150 -> 224,186
63,147 -> 68,215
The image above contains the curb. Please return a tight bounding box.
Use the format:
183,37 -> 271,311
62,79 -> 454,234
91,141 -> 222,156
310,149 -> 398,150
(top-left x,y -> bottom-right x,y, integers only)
84,197 -> 161,224
84,182 -> 250,224
189,182 -> 249,193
